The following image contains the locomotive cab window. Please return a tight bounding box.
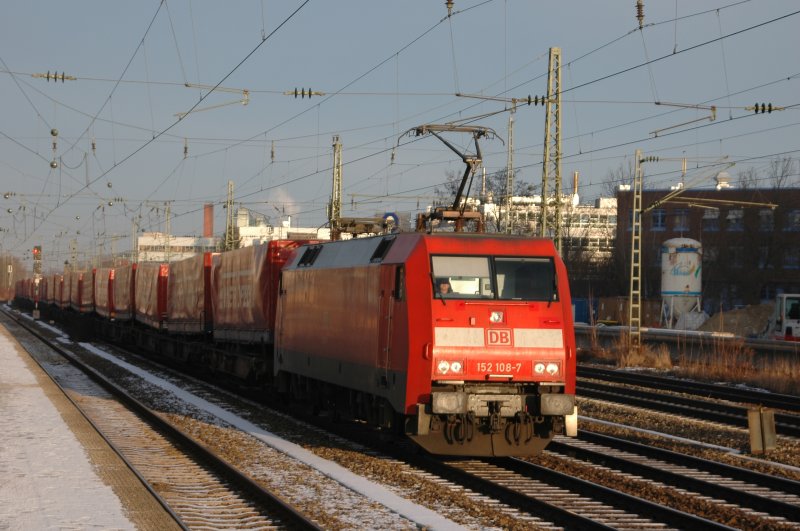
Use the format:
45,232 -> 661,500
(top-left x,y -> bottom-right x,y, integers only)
431,255 -> 557,301
431,256 -> 493,299
495,257 -> 557,301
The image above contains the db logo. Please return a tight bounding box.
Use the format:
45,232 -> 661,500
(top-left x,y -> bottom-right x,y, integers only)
486,329 -> 513,346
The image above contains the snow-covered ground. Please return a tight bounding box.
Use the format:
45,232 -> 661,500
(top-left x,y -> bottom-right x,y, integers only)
0,327 -> 135,530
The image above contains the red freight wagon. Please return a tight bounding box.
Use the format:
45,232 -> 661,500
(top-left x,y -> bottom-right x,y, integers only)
276,233 -> 576,457
212,240 -> 312,344
94,267 -> 114,319
54,274 -> 65,308
56,273 -> 69,309
113,263 -> 135,321
69,270 -> 94,313
44,274 -> 59,305
135,262 -> 168,330
39,276 -> 48,305
167,252 -> 214,334
16,279 -> 27,302
25,278 -> 33,302
94,265 -> 135,321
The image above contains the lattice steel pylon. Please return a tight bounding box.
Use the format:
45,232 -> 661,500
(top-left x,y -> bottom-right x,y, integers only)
505,110 -> 515,234
628,149 -> 644,350
539,47 -> 562,252
329,135 -> 342,240
223,180 -> 237,250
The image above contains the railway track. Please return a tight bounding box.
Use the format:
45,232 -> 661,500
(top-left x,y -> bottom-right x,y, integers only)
11,307 -> 800,529
394,431 -> 800,529
401,448 -> 800,530
579,365 -> 800,411
297,393 -> 799,529
419,455 -> 725,530
578,365 -> 800,438
2,310 -> 321,530
550,431 -> 800,525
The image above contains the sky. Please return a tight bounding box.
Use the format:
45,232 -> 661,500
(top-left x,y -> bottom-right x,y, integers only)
1,0 -> 798,271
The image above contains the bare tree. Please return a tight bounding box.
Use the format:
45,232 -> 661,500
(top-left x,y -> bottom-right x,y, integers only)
737,167 -> 759,189
434,170 -> 461,205
603,160 -> 635,196
436,168 -> 536,232
768,156 -> 796,189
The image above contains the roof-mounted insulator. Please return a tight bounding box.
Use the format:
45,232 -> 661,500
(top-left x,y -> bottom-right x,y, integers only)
636,0 -> 644,29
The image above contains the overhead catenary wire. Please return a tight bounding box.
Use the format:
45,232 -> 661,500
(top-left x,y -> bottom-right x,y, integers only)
3,2 -> 790,173
563,9 -> 800,97
3,0 -> 797,259
4,0 -> 310,256
19,0 -> 313,247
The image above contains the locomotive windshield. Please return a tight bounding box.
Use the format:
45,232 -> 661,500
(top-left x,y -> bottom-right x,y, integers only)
431,255 -> 557,301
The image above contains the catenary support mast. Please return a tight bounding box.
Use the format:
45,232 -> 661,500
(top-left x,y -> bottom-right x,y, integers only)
539,47 -> 562,252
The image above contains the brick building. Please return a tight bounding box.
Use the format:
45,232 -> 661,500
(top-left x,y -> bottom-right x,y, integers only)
615,187 -> 800,312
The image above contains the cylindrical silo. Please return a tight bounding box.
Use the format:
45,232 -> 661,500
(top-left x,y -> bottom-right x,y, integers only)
661,238 -> 702,327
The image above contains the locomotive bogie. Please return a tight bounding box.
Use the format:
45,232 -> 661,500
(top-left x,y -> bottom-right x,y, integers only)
411,400 -> 566,456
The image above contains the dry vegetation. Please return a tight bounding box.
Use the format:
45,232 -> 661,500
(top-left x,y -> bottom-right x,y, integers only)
581,332 -> 800,395
675,338 -> 800,395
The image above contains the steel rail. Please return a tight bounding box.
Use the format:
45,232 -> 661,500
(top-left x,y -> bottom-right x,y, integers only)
577,372 -> 800,438
499,457 -> 736,531
548,433 -> 800,522
579,365 -> 800,411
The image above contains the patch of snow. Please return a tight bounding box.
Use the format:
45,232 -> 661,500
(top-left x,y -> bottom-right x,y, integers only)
0,331 -> 135,529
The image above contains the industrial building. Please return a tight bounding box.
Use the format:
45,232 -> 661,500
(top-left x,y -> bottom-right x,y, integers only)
616,186 -> 800,313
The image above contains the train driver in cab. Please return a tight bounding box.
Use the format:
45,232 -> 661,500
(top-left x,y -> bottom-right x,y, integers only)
436,278 -> 453,297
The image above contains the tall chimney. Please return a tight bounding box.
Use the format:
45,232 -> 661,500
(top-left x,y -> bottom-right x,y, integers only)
573,171 -> 579,194
203,203 -> 213,238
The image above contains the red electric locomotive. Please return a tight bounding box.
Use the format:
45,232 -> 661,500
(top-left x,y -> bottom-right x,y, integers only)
276,232 -> 576,456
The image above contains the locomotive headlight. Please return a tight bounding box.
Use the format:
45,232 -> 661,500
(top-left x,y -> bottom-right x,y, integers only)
436,360 -> 463,375
534,362 -> 546,374
546,362 -> 560,376
489,310 -> 504,323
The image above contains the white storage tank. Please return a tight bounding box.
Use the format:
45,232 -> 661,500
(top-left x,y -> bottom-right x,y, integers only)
661,238 -> 702,327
